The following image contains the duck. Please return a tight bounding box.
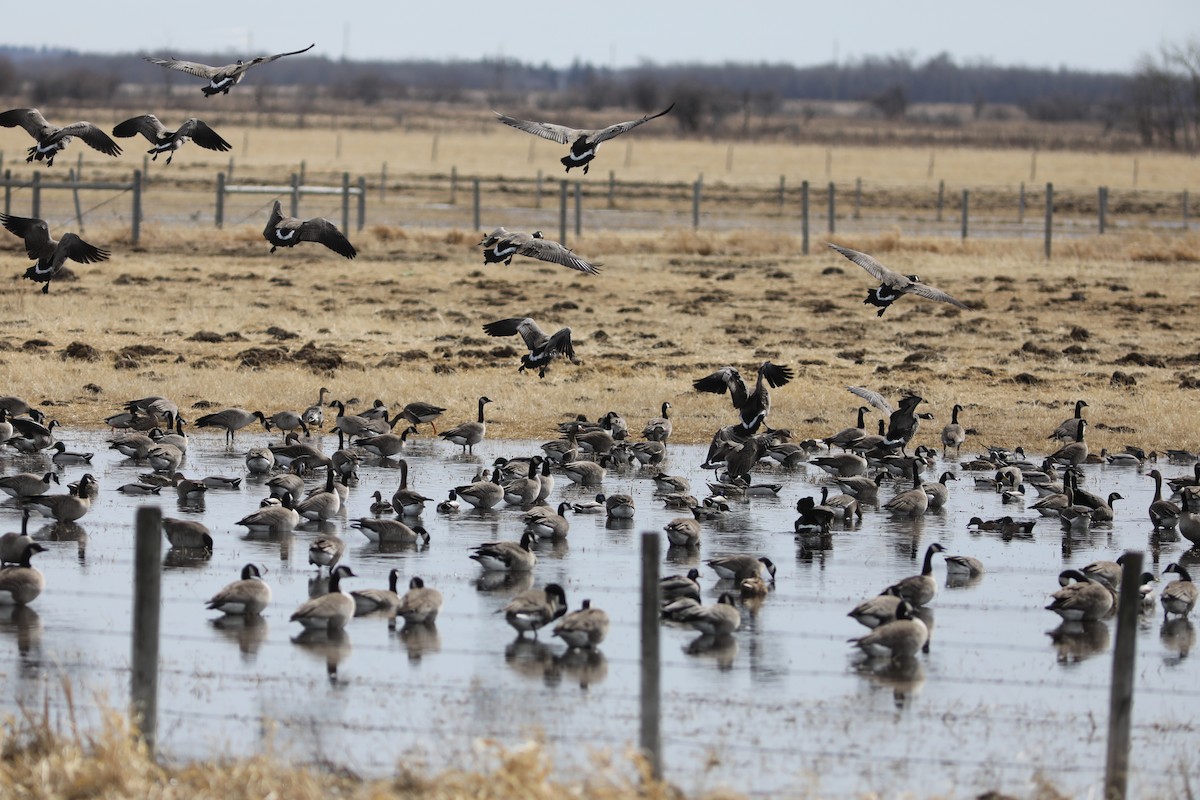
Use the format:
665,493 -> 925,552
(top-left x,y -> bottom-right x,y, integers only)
367,490 -> 393,516
641,402 -> 674,443
454,469 -> 504,509
470,531 -> 537,572
1148,469 -> 1182,530
195,408 -> 268,446
172,472 -> 208,502
0,213 -> 111,293
941,404 -> 966,456
664,517 -> 702,548
849,600 -> 929,658
677,593 -> 742,636
707,555 -> 776,583
436,490 -> 461,514
923,471 -> 957,510
571,492 -> 607,513
1167,463 -> 1200,496
206,564 -> 271,616
1048,400 -> 1088,442
884,460 -> 930,517
112,114 -> 230,164
502,583 -> 568,638
162,518 -> 213,550
350,518 -> 430,545
661,493 -> 699,510
477,228 -> 599,274
351,568 -> 404,616
483,316 -> 579,377
439,396 -> 492,454
0,470 -> 59,500
1160,563 -> 1198,620
289,564 -> 356,630
235,491 -> 301,533
0,108 -> 120,166
396,576 -> 443,625
142,43 -> 314,96
1046,570 -> 1114,621
605,493 -> 635,519
553,599 -> 610,649
307,535 -> 346,573
48,441 -> 92,466
884,543 -> 946,607
492,103 -> 674,174
693,362 -> 795,434
263,200 -> 357,259
828,243 -> 968,316
794,496 -> 835,534
0,541 -> 47,606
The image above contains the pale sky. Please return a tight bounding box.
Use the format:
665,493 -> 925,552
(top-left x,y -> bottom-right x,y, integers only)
2,0 -> 1194,74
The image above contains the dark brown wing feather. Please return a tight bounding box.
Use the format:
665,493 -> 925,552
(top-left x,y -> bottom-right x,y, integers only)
483,317 -> 549,351
0,108 -> 51,138
112,115 -> 169,142
299,219 -> 356,259
177,119 -> 232,152
0,214 -> 53,259
58,233 -> 110,265
142,56 -> 222,79
492,112 -> 579,145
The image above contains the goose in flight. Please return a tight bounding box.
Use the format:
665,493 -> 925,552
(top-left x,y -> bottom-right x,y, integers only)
142,43 -> 315,97
483,317 -> 579,378
0,108 -> 121,166
493,104 -> 674,174
693,361 -> 794,434
477,228 -> 599,274
112,115 -> 231,164
0,214 -> 110,294
828,243 -> 968,317
263,201 -> 357,259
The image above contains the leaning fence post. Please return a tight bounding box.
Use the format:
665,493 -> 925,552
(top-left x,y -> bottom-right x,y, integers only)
936,180 -> 945,222
961,189 -> 969,240
290,173 -> 300,219
692,179 -> 701,229
640,531 -> 662,781
1044,182 -> 1054,259
341,172 -> 350,235
1099,186 -> 1108,234
559,180 -> 568,245
356,176 -> 366,231
131,506 -> 162,752
778,175 -> 786,213
1104,550 -> 1143,800
827,181 -> 836,234
472,178 -> 481,233
131,170 -> 142,245
69,169 -> 84,232
215,172 -> 225,228
574,181 -> 582,238
30,172 -> 40,220
801,179 -> 810,256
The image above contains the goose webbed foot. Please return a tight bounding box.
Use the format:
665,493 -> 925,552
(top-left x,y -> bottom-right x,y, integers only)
40,283 -> 50,295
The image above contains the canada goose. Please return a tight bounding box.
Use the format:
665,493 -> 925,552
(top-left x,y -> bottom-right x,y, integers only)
195,408 -> 267,446
550,599 -> 610,649
1168,463 -> 1200,496
67,473 -> 100,500
923,471 -> 957,510
535,457 -> 555,503
794,496 -> 836,534
848,587 -> 903,629
1046,569 -> 1114,621
439,396 -> 492,454
236,491 -> 301,533
0,511 -> 32,567
204,563 -> 271,616
849,600 -> 929,658
824,406 -> 870,451
352,426 -> 417,460
693,362 -> 795,434
1078,491 -> 1123,523
162,517 -> 213,550
242,446 -> 274,475
0,471 -> 59,500
0,108 -> 121,166
1080,555 -> 1133,592
941,404 -> 966,456
502,583 -> 568,638
290,564 -> 356,630
27,476 -> 93,522
1137,572 -> 1159,614
265,463 -> 306,501
308,535 -> 346,572
812,453 -> 869,478
385,458 -> 431,516
605,493 -> 635,519
478,228 -> 599,275
885,460 -> 930,517
392,401 -> 443,435
0,213 -> 110,294
637,401 -> 673,443
691,501 -> 731,521
112,114 -> 230,164
884,543 -> 946,607
944,553 -> 985,580
1148,469 -> 1182,530
852,391 -> 925,455
470,531 -> 537,572
828,243 -> 968,316
493,103 -> 673,174
0,397 -> 33,417
143,43 -> 315,96
0,542 -> 47,606
145,444 -> 183,475
296,469 -> 341,521
396,576 -> 443,625
524,502 -> 571,539
664,517 -> 702,548
350,517 -> 430,545
661,568 -> 702,603
661,596 -> 702,622
1179,490 -> 1200,547
835,472 -> 888,502
171,472 -> 207,502
818,487 -> 862,521
298,387 -> 330,429
263,200 -> 357,259
1161,563 -> 1198,620
1049,419 -> 1089,466
454,469 -> 504,509
259,410 -> 309,440
483,316 -> 579,377
271,432 -> 331,470
1048,400 -> 1089,442
707,555 -> 776,583
678,593 -> 742,636
503,457 -> 545,508
350,568 -> 404,616
150,414 -> 190,453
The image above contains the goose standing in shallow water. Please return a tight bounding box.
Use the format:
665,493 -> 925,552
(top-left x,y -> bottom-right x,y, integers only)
195,408 -> 267,446
0,542 -> 47,606
1048,400 -> 1088,442
678,593 -> 742,636
396,577 -> 443,625
263,201 -> 357,259
553,599 -> 610,649
483,317 -> 579,377
0,213 -> 111,294
0,108 -> 121,166
941,404 -> 966,456
112,115 -> 231,164
290,565 -> 356,631
828,242 -> 968,316
492,103 -> 674,174
884,543 -> 946,607
440,396 -> 492,454
503,583 -> 568,638
849,600 -> 928,659
1148,470 -> 1181,530
142,43 -> 315,96
477,228 -> 600,274
1046,569 -> 1114,621
1161,563 -> 1198,620
206,564 -> 271,616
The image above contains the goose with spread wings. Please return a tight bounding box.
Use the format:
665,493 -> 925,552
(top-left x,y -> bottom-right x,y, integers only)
112,115 -> 231,164
263,201 -> 357,259
477,228 -> 599,275
142,43 -> 315,97
828,243 -> 968,317
483,317 -> 579,378
493,104 -> 674,174
0,108 -> 121,167
693,362 -> 795,434
0,214 -> 110,294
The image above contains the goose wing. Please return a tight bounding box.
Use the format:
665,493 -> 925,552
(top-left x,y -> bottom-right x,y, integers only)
901,280 -> 969,309
828,243 -> 910,288
0,108 -> 52,138
176,118 -> 232,152
0,214 -> 54,259
299,218 -> 357,259
693,367 -> 748,407
542,327 -> 576,362
586,103 -> 675,145
52,122 -> 121,157
759,361 -> 794,388
517,236 -> 600,274
239,43 -> 316,71
57,233 -> 110,265
493,112 -> 580,145
482,317 -> 549,350
113,114 -> 170,143
847,386 -> 894,415
142,56 -> 222,79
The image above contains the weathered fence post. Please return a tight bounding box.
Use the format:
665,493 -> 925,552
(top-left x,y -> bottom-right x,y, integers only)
961,189 -> 969,240
30,172 -> 40,220
535,169 -> 543,209
3,169 -> 10,215
778,175 -> 786,213
69,169 -> 84,232
1099,186 -> 1108,234
76,151 -> 83,179
801,180 -> 810,256
450,166 -> 458,205
341,172 -> 350,235
624,141 -> 632,168
131,506 -> 162,751
725,144 -> 733,172
131,170 -> 142,246
1104,551 -> 1143,800
574,181 -> 582,238
215,172 -> 225,228
692,178 -> 701,229
1184,190 -> 1190,231
299,160 -> 306,185
1030,150 -> 1037,181
356,176 -> 366,231
472,178 -> 481,233
936,180 -> 945,222
559,181 -> 568,245
380,162 -> 387,203
827,181 -> 836,234
1044,182 -> 1054,259
290,173 -> 300,218
431,134 -> 438,163
854,177 -> 862,220
1019,182 -> 1026,224
608,170 -> 615,210
640,531 -> 662,781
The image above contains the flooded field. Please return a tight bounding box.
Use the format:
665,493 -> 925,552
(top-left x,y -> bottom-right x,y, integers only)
0,426 -> 1196,797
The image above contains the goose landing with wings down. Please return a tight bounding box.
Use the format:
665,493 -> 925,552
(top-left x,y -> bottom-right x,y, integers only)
477,228 -> 599,275
0,108 -> 121,166
483,317 -> 579,378
142,44 -> 315,97
493,103 -> 674,174
693,361 -> 794,434
0,214 -> 110,294
112,115 -> 231,165
263,201 -> 357,259
828,243 -> 968,317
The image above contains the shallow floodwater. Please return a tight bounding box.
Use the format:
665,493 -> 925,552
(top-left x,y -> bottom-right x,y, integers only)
0,429 -> 1196,797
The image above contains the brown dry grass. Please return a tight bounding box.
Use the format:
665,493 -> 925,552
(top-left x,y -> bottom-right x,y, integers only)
1,221 -> 1199,455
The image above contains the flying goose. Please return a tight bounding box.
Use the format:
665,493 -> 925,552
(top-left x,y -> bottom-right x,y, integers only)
693,362 -> 795,434
111,115 -> 230,164
1046,569 -> 1114,621
828,242 -> 968,316
0,108 -> 121,166
493,103 -> 674,174
195,408 -> 267,446
0,214 -> 110,294
1161,563 -> 1198,620
206,564 -> 271,616
477,228 -> 599,274
846,387 -> 926,454
263,200 -> 357,259
483,317 -> 579,378
396,576 -> 443,625
553,599 -> 610,649
0,541 -> 47,606
439,396 -> 492,454
883,543 -> 946,606
143,43 -> 315,96
502,583 -> 568,638
849,600 -> 928,659
290,564 -> 356,631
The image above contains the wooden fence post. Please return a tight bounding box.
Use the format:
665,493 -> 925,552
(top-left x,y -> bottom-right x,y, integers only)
380,162 -> 387,203
357,176 -> 366,230
30,172 -> 40,220
450,166 -> 457,205
574,181 -> 582,238
69,169 -> 84,232
608,170 -> 615,209
801,180 -> 810,256
299,160 -> 306,185
559,180 -> 568,245
827,181 -> 836,234
1184,190 -> 1190,231
1019,182 -> 1026,224
640,531 -> 662,782
1030,150 -> 1037,181
535,169 -> 543,209
692,179 -> 701,229
215,172 -> 225,228
936,180 -> 945,222
131,170 -> 142,245
961,189 -> 969,240
131,506 -> 162,751
778,175 -> 786,213
341,172 -> 350,235
1099,186 -> 1108,234
1044,182 -> 1054,259
472,178 -> 481,233
290,173 -> 300,219
1104,551 -> 1143,800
